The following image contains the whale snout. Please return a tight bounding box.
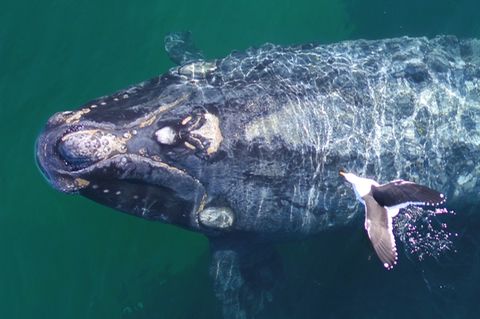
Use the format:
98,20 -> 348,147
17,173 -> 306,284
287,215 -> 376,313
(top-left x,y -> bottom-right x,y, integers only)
35,109 -> 110,193
35,114 -> 80,193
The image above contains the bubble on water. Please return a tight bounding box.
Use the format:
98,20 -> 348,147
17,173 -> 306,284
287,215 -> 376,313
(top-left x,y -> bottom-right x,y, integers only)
394,206 -> 457,261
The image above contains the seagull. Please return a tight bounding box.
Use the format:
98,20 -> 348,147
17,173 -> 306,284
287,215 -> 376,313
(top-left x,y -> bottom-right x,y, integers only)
339,171 -> 446,269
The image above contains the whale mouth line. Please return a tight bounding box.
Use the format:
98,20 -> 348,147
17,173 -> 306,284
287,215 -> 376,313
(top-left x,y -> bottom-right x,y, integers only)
37,148 -> 206,226
45,153 -> 194,191
71,153 -> 206,226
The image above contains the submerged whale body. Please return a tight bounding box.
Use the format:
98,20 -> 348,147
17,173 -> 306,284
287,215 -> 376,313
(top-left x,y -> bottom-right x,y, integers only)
36,34 -> 480,318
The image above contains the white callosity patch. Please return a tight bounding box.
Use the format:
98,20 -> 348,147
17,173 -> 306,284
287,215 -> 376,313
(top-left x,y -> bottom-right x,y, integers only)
64,108 -> 91,124
47,109 -> 91,126
198,207 -> 234,229
155,126 -> 177,145
60,129 -> 127,163
190,113 -> 223,155
73,178 -> 90,189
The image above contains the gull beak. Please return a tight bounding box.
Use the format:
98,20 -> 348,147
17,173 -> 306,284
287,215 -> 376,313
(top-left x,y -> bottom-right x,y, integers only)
339,171 -> 346,177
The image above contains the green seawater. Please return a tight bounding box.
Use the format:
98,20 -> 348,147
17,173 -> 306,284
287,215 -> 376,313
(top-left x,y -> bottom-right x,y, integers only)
1,1 -> 479,318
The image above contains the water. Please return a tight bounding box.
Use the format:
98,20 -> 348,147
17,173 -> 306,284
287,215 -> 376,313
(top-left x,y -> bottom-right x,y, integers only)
1,0 -> 480,318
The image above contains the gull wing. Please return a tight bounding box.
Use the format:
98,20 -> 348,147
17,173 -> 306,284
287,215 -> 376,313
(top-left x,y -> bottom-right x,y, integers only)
363,194 -> 398,269
371,180 -> 445,208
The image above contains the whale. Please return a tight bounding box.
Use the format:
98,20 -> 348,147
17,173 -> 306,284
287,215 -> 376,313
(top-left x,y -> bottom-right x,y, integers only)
35,33 -> 480,318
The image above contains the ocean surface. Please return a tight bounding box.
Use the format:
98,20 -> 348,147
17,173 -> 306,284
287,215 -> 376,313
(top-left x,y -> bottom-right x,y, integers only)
1,0 -> 480,318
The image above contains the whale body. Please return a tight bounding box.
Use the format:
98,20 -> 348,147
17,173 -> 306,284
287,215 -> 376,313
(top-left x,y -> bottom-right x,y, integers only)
35,35 -> 480,318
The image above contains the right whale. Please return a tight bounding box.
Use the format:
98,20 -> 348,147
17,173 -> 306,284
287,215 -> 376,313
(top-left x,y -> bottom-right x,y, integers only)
35,33 -> 478,318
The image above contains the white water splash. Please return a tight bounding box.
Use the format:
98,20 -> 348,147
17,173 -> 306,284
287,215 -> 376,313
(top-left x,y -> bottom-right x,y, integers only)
394,206 -> 457,261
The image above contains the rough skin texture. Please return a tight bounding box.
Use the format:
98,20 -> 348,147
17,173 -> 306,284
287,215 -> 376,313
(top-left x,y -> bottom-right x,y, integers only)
180,35 -> 479,237
36,35 -> 480,319
38,36 -> 480,237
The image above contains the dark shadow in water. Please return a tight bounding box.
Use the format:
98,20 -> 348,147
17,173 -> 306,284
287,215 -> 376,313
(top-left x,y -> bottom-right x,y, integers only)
114,253 -> 221,319
113,205 -> 480,319
265,207 -> 480,319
